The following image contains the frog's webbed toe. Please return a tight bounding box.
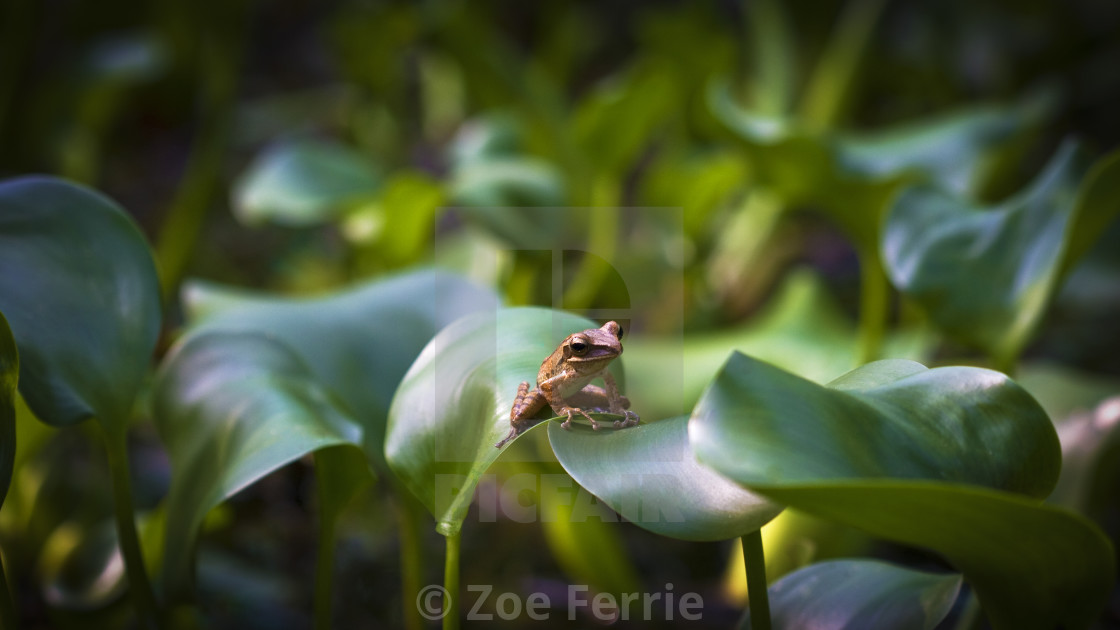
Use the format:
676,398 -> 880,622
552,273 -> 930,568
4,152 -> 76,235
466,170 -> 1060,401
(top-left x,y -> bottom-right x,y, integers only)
613,410 -> 640,429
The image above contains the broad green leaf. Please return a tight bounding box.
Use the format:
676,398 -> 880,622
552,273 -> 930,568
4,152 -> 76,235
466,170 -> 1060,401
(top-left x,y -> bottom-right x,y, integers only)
449,159 -> 566,208
0,176 -> 161,434
743,559 -> 961,630
691,353 -> 1058,495
625,269 -> 931,419
447,113 -> 524,165
385,308 -> 625,536
883,141 -> 1120,368
0,310 -> 16,510
182,269 -> 498,467
691,352 -> 1112,629
232,137 -> 382,227
151,331 -> 371,599
549,416 -> 781,541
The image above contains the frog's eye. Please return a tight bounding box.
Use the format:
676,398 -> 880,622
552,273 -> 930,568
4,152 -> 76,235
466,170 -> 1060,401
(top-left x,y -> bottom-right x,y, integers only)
570,340 -> 589,355
615,327 -> 623,341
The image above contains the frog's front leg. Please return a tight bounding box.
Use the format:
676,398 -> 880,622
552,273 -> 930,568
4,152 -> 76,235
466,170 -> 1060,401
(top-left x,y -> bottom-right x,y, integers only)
601,372 -> 640,428
538,371 -> 599,430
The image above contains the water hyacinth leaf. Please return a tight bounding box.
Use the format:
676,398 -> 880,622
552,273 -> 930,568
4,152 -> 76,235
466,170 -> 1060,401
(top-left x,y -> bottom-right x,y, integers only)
691,352 -> 1112,628
742,559 -> 962,630
182,270 -> 498,466
451,157 -> 566,206
152,331 -> 372,599
385,308 -> 624,536
548,415 -> 782,541
883,141 -> 1120,368
232,137 -> 382,227
691,353 -> 1059,496
0,176 -> 161,434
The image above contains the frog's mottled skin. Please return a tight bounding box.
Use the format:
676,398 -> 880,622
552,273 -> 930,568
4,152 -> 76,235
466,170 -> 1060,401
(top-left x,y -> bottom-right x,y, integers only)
496,321 -> 639,448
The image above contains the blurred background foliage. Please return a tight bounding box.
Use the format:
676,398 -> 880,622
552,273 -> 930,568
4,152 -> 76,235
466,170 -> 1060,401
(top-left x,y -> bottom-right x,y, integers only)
1,0 -> 1119,628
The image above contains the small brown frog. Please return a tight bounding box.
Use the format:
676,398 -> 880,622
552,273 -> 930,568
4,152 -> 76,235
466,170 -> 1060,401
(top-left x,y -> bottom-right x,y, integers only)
496,321 -> 639,448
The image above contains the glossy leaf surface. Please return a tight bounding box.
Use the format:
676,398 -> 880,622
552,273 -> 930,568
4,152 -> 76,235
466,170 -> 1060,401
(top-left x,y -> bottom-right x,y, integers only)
743,559 -> 961,630
691,352 -> 1112,629
0,176 -> 161,433
182,270 -> 498,466
232,138 -> 382,226
883,142 -> 1120,366
549,415 -> 782,541
385,308 -> 621,535
152,331 -> 371,597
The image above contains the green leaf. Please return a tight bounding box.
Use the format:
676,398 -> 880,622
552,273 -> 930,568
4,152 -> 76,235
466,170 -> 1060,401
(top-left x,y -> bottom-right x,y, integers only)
0,176 -> 161,434
232,137 -> 382,227
182,269 -> 498,467
744,559 -> 961,630
385,308 -> 620,536
549,416 -> 781,541
449,158 -> 566,209
883,141 -> 1120,368
692,353 -> 1058,495
691,352 -> 1113,629
151,330 -> 372,599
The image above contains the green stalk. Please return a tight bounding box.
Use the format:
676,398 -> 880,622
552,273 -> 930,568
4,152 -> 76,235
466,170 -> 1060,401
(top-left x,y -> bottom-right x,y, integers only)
397,494 -> 426,630
799,0 -> 888,130
560,177 -> 620,311
313,468 -> 339,630
102,428 -> 161,630
856,247 -> 888,365
743,530 -> 771,630
154,17 -> 243,302
0,551 -> 14,628
442,532 -> 460,630
745,0 -> 795,115
0,379 -> 14,630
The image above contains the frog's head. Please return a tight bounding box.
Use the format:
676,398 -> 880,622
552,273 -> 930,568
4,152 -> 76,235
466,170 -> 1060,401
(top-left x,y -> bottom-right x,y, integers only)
563,321 -> 624,370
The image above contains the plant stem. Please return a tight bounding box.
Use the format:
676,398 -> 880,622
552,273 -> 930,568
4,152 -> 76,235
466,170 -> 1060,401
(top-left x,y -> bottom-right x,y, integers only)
154,10 -> 243,302
0,366 -> 15,629
397,494 -> 426,630
561,177 -> 620,311
443,532 -> 461,630
102,428 -> 161,630
743,530 -> 771,630
799,0 -> 888,129
313,469 -> 338,630
857,247 -> 888,365
0,551 -> 15,629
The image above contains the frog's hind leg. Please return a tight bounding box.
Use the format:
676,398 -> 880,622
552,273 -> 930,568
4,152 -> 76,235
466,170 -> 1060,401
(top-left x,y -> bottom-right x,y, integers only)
496,382 -> 546,449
